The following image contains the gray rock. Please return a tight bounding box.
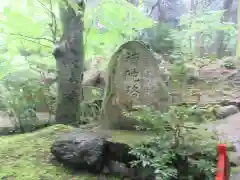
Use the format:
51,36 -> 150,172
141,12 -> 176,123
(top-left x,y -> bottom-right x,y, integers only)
105,161 -> 129,177
51,131 -> 156,179
51,132 -> 107,174
216,105 -> 239,119
230,173 -> 240,180
128,166 -> 156,180
220,99 -> 240,108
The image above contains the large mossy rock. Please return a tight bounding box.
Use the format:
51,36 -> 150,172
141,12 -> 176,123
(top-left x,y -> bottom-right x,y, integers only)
102,40 -> 170,130
51,129 -> 156,180
51,132 -> 107,174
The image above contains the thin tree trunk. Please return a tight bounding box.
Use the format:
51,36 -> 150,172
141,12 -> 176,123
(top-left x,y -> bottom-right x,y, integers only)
53,0 -> 85,125
236,0 -> 240,57
216,0 -> 234,58
190,0 -> 200,57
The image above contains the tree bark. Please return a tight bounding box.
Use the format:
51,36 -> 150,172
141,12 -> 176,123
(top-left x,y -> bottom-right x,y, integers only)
53,0 -> 85,125
236,0 -> 240,58
216,0 -> 234,58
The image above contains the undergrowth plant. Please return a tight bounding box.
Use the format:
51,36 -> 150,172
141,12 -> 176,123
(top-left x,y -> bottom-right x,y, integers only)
125,105 -> 218,180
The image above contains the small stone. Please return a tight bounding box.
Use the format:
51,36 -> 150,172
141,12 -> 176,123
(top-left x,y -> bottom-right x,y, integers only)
220,99 -> 240,108
216,105 -> 239,119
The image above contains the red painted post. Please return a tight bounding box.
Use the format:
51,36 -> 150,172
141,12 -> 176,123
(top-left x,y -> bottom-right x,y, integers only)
216,144 -> 228,180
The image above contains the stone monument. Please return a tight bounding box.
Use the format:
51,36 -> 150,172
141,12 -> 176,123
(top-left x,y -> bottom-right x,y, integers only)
101,41 -> 170,130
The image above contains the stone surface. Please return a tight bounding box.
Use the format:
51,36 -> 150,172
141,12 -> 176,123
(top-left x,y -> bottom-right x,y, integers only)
220,99 -> 240,108
228,70 -> 240,86
216,105 -> 239,119
106,141 -> 138,168
229,152 -> 240,166
213,112 -> 240,143
0,112 -> 56,135
51,130 -> 155,179
102,40 -> 170,129
82,69 -> 105,89
231,167 -> 240,180
51,132 -> 107,174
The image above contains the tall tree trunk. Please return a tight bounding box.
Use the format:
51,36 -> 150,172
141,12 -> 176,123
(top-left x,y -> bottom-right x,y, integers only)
190,0 -> 200,57
216,0 -> 234,58
53,0 -> 85,125
236,0 -> 240,57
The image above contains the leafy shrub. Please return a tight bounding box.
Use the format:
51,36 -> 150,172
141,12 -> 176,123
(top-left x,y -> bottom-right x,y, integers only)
126,105 -> 218,179
79,100 -> 102,124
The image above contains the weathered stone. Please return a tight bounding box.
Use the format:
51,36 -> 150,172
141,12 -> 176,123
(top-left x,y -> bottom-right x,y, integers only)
82,70 -> 105,102
106,141 -> 138,167
216,105 -> 239,119
227,70 -> 240,86
228,152 -> 240,166
106,161 -> 155,180
51,130 -> 156,179
128,166 -> 156,180
82,69 -> 105,89
220,99 -> 240,109
106,141 -> 155,179
102,40 -> 170,130
51,132 -> 107,174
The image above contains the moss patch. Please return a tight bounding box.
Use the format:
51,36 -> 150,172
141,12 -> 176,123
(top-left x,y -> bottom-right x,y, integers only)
231,166 -> 240,174
106,130 -> 155,145
0,125 -> 118,180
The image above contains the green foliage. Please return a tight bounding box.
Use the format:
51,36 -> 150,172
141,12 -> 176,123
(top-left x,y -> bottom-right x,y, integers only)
0,1 -> 235,179
84,0 -> 153,64
0,0 -> 59,129
126,105 -> 217,179
0,0 -> 153,128
1,1 -> 55,57
0,71 -> 54,131
171,10 -> 236,58
79,100 -> 102,124
136,22 -> 175,55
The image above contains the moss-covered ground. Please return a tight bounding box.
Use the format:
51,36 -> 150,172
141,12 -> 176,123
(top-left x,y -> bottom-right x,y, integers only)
0,124 -> 156,180
3,123 -> 237,179
0,124 -> 119,180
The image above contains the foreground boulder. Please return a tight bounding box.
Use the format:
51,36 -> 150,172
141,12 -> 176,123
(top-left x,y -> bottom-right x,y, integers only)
51,131 -> 156,179
51,132 -> 107,174
216,105 -> 239,119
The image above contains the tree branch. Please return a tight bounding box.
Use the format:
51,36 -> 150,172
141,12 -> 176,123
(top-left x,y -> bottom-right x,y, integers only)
84,20 -> 94,46
6,32 -> 53,43
37,0 -> 58,43
148,0 -> 160,16
49,0 -> 58,43
19,38 -> 52,48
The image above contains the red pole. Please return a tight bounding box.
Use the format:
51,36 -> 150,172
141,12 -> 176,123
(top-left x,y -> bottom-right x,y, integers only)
216,144 -> 228,180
